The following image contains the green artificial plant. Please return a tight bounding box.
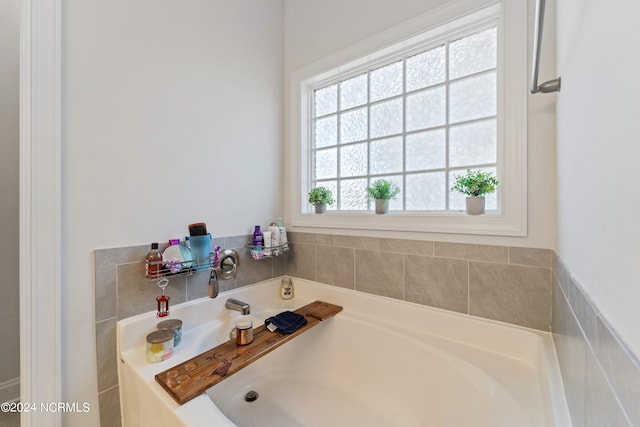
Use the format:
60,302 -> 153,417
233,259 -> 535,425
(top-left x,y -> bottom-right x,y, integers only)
366,179 -> 400,200
308,186 -> 334,206
450,169 -> 499,197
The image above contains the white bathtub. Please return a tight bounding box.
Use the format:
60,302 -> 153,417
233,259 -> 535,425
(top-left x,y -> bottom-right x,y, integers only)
117,278 -> 571,427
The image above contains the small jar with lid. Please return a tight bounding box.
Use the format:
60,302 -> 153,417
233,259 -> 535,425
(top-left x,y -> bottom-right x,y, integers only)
146,330 -> 174,363
235,319 -> 253,346
157,319 -> 183,347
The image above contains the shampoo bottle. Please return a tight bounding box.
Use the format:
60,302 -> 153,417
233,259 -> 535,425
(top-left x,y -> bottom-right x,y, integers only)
252,226 -> 263,248
145,243 -> 163,279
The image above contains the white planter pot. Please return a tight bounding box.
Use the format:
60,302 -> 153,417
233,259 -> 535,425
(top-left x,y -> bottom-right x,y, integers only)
315,203 -> 327,214
375,199 -> 389,214
465,196 -> 485,215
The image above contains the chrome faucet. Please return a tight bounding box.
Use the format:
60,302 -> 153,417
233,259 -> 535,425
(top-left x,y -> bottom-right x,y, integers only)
225,298 -> 250,315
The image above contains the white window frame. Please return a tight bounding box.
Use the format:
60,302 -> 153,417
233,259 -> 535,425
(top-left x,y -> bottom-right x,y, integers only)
287,0 -> 527,236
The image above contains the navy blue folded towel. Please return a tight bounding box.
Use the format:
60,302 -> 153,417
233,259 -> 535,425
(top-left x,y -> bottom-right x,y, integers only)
265,311 -> 307,334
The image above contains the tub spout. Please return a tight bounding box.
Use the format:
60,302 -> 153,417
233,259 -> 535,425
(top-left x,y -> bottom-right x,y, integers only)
225,298 -> 250,315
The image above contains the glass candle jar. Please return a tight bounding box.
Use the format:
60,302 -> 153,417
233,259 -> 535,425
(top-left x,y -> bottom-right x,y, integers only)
235,319 -> 253,346
157,319 -> 183,347
146,330 -> 174,363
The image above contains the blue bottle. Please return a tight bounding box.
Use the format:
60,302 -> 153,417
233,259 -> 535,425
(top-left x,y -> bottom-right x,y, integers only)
252,225 -> 263,247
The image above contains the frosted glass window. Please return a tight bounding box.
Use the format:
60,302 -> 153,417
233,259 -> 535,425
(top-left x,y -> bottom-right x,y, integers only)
406,86 -> 446,132
449,72 -> 496,124
370,61 -> 403,102
309,21 -> 500,213
340,178 -> 368,210
340,143 -> 368,177
314,148 -> 337,180
406,172 -> 446,210
314,84 -> 337,117
314,115 -> 337,148
340,107 -> 368,143
449,28 -> 497,80
370,98 -> 403,138
406,46 -> 446,91
449,119 -> 496,167
340,74 -> 367,110
371,137 -> 403,175
406,129 -> 446,171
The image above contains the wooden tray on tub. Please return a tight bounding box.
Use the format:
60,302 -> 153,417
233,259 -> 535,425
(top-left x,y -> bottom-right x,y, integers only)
155,300 -> 343,405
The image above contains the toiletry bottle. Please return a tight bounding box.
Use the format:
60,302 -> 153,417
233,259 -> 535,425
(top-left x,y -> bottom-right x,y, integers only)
145,243 -> 163,279
281,277 -> 293,299
268,222 -> 280,255
277,217 -> 289,254
262,231 -> 272,256
252,225 -> 263,248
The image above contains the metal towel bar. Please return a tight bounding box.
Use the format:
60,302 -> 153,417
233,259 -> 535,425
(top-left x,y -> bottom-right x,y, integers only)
530,0 -> 561,94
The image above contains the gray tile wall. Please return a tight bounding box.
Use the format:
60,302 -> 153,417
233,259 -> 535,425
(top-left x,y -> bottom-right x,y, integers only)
553,254 -> 639,426
93,235 -> 284,427
94,232 -> 555,426
284,232 -> 553,330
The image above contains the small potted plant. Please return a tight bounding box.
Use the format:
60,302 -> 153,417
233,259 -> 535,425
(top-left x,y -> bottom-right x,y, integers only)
451,169 -> 499,215
366,179 -> 400,214
308,186 -> 334,214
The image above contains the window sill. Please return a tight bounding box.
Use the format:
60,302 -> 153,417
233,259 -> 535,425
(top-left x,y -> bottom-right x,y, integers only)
290,210 -> 527,237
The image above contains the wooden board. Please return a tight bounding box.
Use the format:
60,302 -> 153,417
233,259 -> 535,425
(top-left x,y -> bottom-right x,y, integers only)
155,301 -> 342,405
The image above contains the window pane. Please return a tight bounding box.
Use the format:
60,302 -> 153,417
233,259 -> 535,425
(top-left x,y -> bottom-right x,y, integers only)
370,98 -> 403,138
406,129 -> 446,171
340,74 -> 367,110
314,84 -> 337,117
449,28 -> 497,80
340,143 -> 368,177
370,61 -> 403,102
449,119 -> 496,167
406,45 -> 446,91
449,72 -> 496,124
314,148 -> 337,180
406,86 -> 446,132
314,115 -> 337,148
340,107 -> 367,143
371,136 -> 403,175
406,172 -> 446,210
340,178 -> 368,210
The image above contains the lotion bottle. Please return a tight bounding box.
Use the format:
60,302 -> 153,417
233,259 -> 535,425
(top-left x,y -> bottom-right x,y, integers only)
268,222 -> 280,255
277,217 -> 289,254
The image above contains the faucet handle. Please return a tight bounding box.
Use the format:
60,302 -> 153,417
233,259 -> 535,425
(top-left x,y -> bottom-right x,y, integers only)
217,249 -> 239,279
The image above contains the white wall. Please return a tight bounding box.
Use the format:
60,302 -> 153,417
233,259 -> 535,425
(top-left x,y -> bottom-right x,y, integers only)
284,0 -> 557,249
62,0 -> 283,424
556,0 -> 640,356
0,0 -> 20,402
